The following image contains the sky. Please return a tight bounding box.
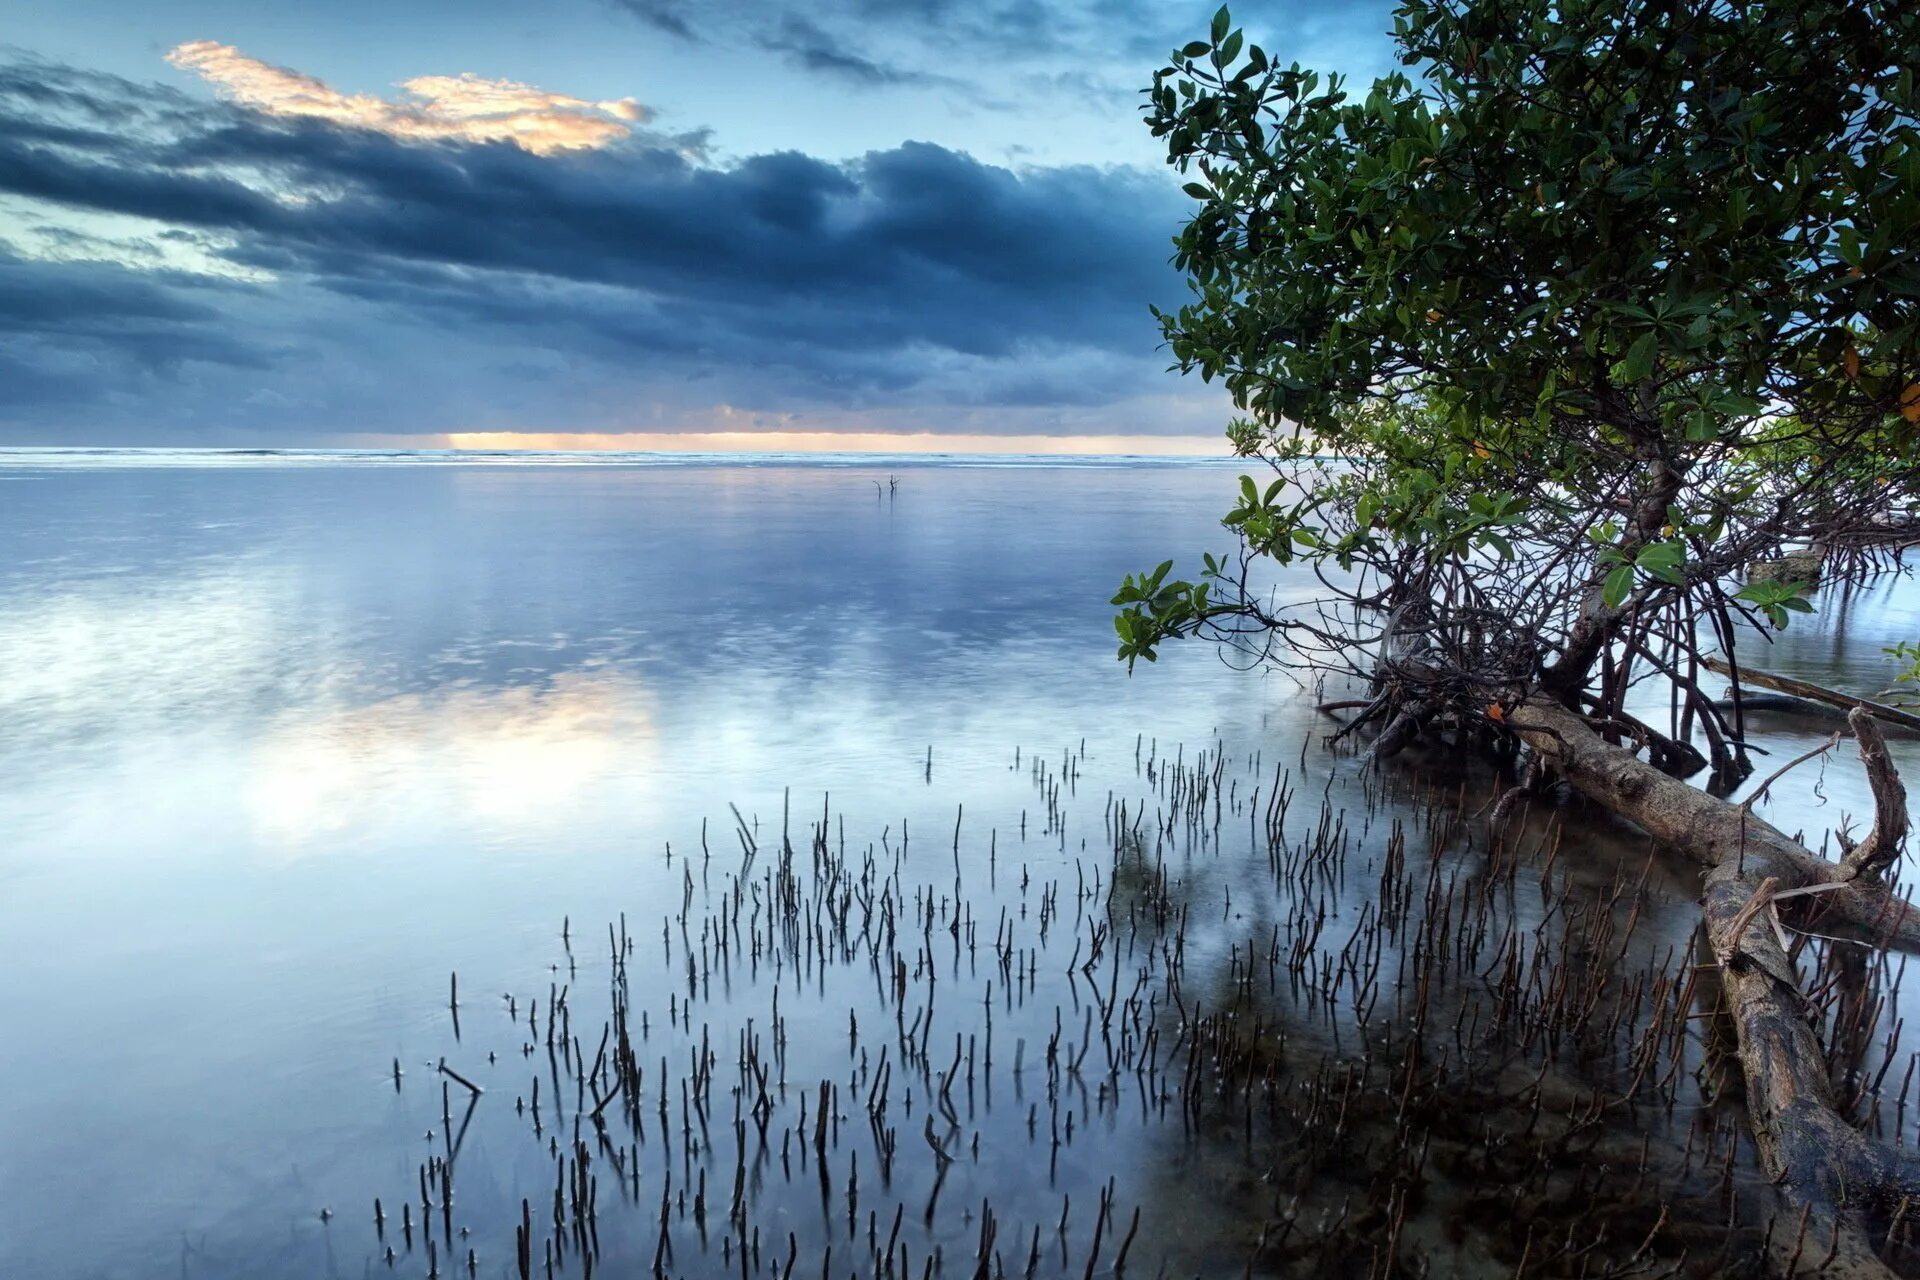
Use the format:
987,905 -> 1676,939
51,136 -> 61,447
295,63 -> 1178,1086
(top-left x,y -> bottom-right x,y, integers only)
0,0 -> 1395,449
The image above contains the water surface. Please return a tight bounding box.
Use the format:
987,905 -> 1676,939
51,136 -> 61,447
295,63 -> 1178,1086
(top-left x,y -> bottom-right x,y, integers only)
1,452 -> 1914,1279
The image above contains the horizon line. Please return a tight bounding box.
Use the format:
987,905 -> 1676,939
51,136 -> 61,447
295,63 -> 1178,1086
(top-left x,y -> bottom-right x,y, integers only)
440,430 -> 1227,456
0,431 -> 1233,457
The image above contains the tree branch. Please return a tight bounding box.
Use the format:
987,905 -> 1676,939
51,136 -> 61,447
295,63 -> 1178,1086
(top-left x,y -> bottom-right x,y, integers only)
1842,708 -> 1910,880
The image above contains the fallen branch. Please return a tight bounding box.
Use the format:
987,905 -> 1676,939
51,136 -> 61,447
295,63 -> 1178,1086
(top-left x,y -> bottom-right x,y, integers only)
1704,656 -> 1920,734
1711,875 -> 1780,967
1315,699 -> 1377,715
1324,693 -> 1392,745
1365,697 -> 1436,762
1508,696 -> 1920,1272
1715,692 -> 1838,715
1843,708 -> 1910,879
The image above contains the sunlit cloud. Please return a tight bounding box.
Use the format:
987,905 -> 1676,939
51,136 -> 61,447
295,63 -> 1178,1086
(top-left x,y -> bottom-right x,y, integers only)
165,41 -> 647,154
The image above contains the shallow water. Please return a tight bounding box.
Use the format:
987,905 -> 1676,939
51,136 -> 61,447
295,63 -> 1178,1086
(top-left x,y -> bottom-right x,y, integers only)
0,452 -> 1913,1279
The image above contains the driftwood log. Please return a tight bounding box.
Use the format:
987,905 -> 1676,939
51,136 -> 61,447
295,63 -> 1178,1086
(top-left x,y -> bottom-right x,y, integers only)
1509,697 -> 1915,1277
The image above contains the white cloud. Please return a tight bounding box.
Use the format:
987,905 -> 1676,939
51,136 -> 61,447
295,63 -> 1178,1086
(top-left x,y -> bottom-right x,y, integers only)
166,41 -> 647,154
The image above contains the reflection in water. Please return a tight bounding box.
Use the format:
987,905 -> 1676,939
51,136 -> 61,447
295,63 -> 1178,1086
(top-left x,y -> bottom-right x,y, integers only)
0,559 -> 294,747
248,673 -> 655,844
0,454 -> 1912,1279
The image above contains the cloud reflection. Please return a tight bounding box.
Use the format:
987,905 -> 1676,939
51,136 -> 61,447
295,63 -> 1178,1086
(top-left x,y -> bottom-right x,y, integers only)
249,671 -> 655,843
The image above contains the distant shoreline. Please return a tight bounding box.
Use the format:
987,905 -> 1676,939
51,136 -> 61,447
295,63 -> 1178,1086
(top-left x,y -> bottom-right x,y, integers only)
0,446 -> 1287,470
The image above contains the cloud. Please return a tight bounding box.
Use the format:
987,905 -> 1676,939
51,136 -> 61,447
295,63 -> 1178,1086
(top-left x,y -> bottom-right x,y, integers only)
0,243 -> 278,422
607,0 -> 1397,91
756,15 -> 950,88
610,0 -> 701,41
164,41 -> 649,154
604,1 -> 1010,94
0,51 -> 1227,442
0,246 -> 266,361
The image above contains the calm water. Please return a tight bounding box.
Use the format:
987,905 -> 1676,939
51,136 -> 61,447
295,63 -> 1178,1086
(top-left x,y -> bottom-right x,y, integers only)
0,452 -> 1913,1279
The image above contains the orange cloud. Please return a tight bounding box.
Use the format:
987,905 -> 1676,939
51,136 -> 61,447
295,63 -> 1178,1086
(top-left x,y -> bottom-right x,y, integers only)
166,41 -> 646,154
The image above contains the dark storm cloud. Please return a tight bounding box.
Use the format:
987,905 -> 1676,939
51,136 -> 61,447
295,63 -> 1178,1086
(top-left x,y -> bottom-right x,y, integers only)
0,246 -> 277,418
138,125 -> 1171,355
0,248 -> 266,364
0,55 -> 1204,436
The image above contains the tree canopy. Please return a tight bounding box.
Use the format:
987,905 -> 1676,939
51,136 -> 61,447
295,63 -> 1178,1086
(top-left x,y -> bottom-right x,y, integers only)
1117,0 -> 1920,781
1116,1 -> 1920,1255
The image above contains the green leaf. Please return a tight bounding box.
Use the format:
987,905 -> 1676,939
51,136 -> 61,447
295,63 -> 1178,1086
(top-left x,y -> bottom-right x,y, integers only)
1634,541 -> 1685,585
1210,5 -> 1231,44
1602,564 -> 1635,608
1617,331 -> 1659,383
